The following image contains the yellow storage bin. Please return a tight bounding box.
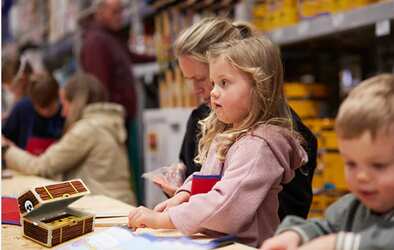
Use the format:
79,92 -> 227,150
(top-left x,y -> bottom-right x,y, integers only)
322,153 -> 347,190
277,10 -> 299,28
312,167 -> 325,190
284,82 -> 329,98
325,189 -> 348,207
319,130 -> 338,149
308,194 -> 326,218
304,118 -> 335,134
288,99 -> 321,118
319,0 -> 337,13
338,0 -> 376,11
298,0 -> 320,18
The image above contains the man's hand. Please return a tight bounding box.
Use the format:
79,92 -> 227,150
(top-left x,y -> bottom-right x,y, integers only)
154,191 -> 190,212
128,206 -> 175,230
260,231 -> 301,250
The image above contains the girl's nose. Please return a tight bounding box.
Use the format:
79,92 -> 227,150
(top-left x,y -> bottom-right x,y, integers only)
210,85 -> 219,99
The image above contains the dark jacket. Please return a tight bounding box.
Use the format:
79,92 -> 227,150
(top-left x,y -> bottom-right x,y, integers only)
2,97 -> 64,149
80,22 -> 153,120
179,103 -> 317,220
179,104 -> 210,178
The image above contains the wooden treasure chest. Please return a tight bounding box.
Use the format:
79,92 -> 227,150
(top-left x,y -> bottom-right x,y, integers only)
17,179 -> 95,247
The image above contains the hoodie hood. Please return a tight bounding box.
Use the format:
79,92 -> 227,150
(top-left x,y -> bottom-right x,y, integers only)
250,124 -> 308,184
82,103 -> 127,144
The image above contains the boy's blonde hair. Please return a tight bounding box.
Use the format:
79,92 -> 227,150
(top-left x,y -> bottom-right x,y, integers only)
174,17 -> 257,63
196,36 -> 293,163
336,74 -> 394,140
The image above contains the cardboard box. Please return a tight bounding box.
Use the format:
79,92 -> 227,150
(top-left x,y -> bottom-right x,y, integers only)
17,179 -> 94,247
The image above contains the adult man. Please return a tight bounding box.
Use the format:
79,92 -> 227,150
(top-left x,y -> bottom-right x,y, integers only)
81,0 -> 139,120
80,0 -> 154,204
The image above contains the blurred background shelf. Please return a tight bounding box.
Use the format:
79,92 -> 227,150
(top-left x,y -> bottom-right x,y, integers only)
134,62 -> 160,77
267,0 -> 394,46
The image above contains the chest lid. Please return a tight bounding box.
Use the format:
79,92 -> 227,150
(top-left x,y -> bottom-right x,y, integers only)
17,179 -> 90,217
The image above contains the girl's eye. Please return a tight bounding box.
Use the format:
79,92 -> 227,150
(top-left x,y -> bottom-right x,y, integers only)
219,80 -> 227,87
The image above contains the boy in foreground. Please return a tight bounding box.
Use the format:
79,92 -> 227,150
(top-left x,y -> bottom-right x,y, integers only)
261,74 -> 394,250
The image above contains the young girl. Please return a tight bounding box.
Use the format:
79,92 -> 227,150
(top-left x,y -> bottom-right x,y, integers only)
128,36 -> 307,247
155,17 -> 317,221
3,73 -> 136,205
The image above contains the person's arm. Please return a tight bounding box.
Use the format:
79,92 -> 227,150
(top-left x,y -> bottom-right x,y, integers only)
297,234 -> 336,250
334,220 -> 394,250
298,221 -> 394,250
167,137 -> 285,235
275,194 -> 356,245
128,206 -> 175,230
261,215 -> 338,250
275,216 -> 334,245
4,122 -> 94,178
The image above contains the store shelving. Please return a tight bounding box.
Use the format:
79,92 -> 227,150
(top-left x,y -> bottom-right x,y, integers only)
267,0 -> 394,46
134,62 -> 160,77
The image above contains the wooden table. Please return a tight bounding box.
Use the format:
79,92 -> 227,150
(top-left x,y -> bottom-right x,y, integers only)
1,172 -> 255,250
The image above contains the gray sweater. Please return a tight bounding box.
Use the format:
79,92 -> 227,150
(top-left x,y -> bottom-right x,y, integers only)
277,193 -> 394,250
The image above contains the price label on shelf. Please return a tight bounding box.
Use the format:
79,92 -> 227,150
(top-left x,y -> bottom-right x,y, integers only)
273,29 -> 283,41
332,13 -> 345,27
297,21 -> 310,35
375,19 -> 391,37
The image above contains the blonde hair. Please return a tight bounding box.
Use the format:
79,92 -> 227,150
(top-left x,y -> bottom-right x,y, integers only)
174,17 -> 257,63
335,74 -> 394,140
196,36 -> 294,163
63,73 -> 108,130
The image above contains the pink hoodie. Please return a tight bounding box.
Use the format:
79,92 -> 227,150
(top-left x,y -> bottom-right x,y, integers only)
167,124 -> 308,247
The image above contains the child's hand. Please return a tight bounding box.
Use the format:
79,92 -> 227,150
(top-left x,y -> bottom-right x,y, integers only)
127,206 -> 174,230
154,191 -> 190,212
153,175 -> 177,197
298,234 -> 336,250
260,231 -> 301,250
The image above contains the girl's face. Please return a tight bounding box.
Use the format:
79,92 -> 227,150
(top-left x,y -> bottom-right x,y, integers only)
178,55 -> 212,104
209,55 -> 253,129
59,89 -> 70,118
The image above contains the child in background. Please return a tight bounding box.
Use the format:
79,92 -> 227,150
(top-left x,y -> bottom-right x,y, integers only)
2,73 -> 64,155
261,74 -> 394,250
128,36 -> 307,247
3,73 -> 136,205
